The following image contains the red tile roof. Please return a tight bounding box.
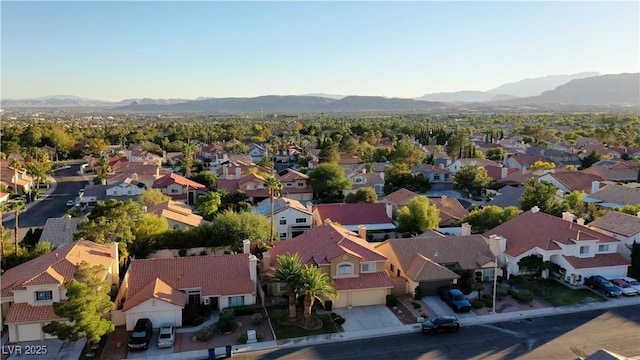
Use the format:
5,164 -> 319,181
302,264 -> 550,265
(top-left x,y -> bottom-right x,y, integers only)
484,209 -> 620,257
122,278 -> 186,311
5,303 -> 65,323
125,254 -> 255,304
313,203 -> 392,226
383,188 -> 421,207
1,240 -> 115,297
153,173 -> 207,191
563,253 -> 629,269
429,196 -> 468,224
269,223 -> 388,266
333,272 -> 393,291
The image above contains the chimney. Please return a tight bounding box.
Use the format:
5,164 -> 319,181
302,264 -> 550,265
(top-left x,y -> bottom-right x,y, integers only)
243,239 -> 251,255
102,178 -> 107,185
562,212 -> 575,222
306,201 -> 313,213
109,242 -> 119,285
531,206 -> 540,213
461,222 -> 471,236
385,202 -> 393,220
358,225 -> 366,240
262,251 -> 271,271
235,167 -> 241,179
132,173 -> 138,181
521,167 -> 526,175
576,218 -> 585,226
591,181 -> 600,194
64,214 -> 72,231
249,254 -> 257,283
501,166 -> 508,179
637,211 -> 640,218
141,206 -> 147,213
489,234 -> 500,257
324,218 -> 332,226
441,195 -> 447,206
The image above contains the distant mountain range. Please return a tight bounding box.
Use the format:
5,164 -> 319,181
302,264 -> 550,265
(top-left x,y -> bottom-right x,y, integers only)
1,72 -> 637,112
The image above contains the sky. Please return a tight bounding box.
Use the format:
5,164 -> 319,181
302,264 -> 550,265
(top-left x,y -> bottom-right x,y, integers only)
1,1 -> 639,101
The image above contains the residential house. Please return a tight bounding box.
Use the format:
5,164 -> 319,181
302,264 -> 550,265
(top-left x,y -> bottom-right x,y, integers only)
581,159 -> 639,182
1,240 -> 119,342
248,143 -> 268,164
485,186 -> 525,208
39,215 -> 83,248
504,154 -> 548,170
107,162 -> 166,189
383,188 -> 421,220
216,173 -> 270,204
410,164 -> 453,191
344,170 -> 385,196
525,147 -> 581,168
428,195 -> 468,227
277,168 -> 314,202
312,203 -> 396,235
338,153 -> 362,168
163,151 -> 184,167
589,211 -> 640,260
273,145 -> 302,163
585,182 -> 640,209
115,241 -> 256,330
152,173 -> 208,205
0,191 -> 10,204
254,197 -> 313,240
146,200 -> 209,230
375,233 -> 496,296
446,158 -> 499,174
537,171 -> 604,194
484,207 -> 629,284
125,150 -> 163,167
41,145 -> 57,162
263,222 -> 393,308
221,161 -> 271,180
0,160 -> 33,195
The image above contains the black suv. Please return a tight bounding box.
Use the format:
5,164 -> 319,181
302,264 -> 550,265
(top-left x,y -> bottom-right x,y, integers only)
128,318 -> 153,350
421,316 -> 460,334
584,275 -> 622,297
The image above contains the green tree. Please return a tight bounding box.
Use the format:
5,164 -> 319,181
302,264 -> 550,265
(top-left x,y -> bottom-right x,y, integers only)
137,188 -> 171,208
8,200 -> 25,256
459,206 -> 521,233
318,142 -> 340,164
209,210 -> 270,249
389,140 -> 425,168
181,142 -> 198,177
517,254 -> 544,275
452,165 -> 492,197
308,163 -> 351,203
485,148 -> 507,161
43,261 -> 115,356
529,161 -> 556,171
195,192 -> 222,221
9,159 -> 21,195
86,138 -> 109,157
0,201 -> 10,262
128,214 -> 169,258
298,265 -> 337,322
344,187 -> 378,203
188,172 -> 218,190
629,241 -> 640,280
581,150 -> 602,169
564,191 -> 585,213
620,204 -> 640,216
519,179 -> 567,216
397,196 -> 440,234
264,176 -> 282,244
270,253 -> 304,318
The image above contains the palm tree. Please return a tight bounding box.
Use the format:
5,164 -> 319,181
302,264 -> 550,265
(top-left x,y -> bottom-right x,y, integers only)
0,201 -> 9,262
298,265 -> 337,322
264,175 -> 282,244
182,142 -> 198,178
271,253 -> 304,319
9,159 -> 21,195
8,200 -> 25,256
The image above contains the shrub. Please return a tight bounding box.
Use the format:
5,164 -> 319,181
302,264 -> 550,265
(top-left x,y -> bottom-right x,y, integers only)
233,305 -> 256,316
330,312 -> 346,325
251,313 -> 263,325
482,294 -> 493,300
257,333 -> 263,342
482,296 -> 493,307
496,285 -> 508,299
386,294 -> 397,307
507,288 -> 515,296
238,333 -> 248,344
472,299 -> 484,309
196,327 -> 213,342
414,285 -> 423,299
324,300 -> 333,311
511,291 -> 519,300
420,313 -> 429,319
217,308 -> 236,334
517,290 -> 533,303
412,302 -> 421,309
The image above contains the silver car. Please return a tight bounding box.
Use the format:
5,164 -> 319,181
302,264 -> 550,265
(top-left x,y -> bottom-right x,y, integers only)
157,324 -> 176,348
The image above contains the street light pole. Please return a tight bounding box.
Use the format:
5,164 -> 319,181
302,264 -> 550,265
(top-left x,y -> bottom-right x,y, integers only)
492,255 -> 498,314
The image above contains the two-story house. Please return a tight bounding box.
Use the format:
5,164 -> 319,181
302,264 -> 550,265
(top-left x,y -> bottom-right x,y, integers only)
484,207 -> 629,284
263,222 -> 393,308
276,168 -> 313,202
254,197 -> 313,240
1,240 -> 119,342
146,200 -> 209,230
588,211 -> 640,261
410,164 -> 453,191
312,203 -> 396,235
248,143 -> 268,164
344,170 -> 385,196
152,172 -> 208,205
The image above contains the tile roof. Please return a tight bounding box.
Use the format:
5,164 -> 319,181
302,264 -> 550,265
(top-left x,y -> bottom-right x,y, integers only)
563,253 -> 629,269
589,185 -> 640,206
153,173 -> 207,191
146,201 -> 207,227
485,186 -> 525,208
125,254 -> 255,305
277,168 -> 309,182
268,223 -> 388,266
254,197 -> 311,216
39,216 -> 84,248
484,209 -> 620,257
122,278 -> 186,311
546,172 -> 604,194
332,272 -> 393,291
5,302 -> 65,323
1,240 -> 115,297
313,203 -> 392,226
588,212 -> 640,238
405,254 -> 460,282
428,196 -> 468,223
376,235 -> 494,275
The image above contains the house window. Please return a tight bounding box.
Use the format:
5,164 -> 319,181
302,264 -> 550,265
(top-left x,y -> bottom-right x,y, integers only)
171,188 -> 179,194
297,182 -> 304,187
483,268 -> 495,282
127,190 -> 132,195
229,296 -> 245,307
355,178 -> 363,183
279,219 -> 286,225
338,263 -> 353,276
187,290 -> 201,305
295,218 -> 306,224
286,183 -> 293,187
279,233 -> 287,238
579,246 -> 589,255
361,263 -> 374,273
278,283 -> 288,293
598,244 -> 609,252
390,264 -> 395,272
35,290 -> 53,302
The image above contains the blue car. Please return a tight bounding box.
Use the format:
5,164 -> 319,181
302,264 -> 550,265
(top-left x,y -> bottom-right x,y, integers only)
439,288 -> 472,312
584,276 -> 622,297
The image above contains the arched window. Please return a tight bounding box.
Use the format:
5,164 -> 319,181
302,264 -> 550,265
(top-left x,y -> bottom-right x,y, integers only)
338,263 -> 353,276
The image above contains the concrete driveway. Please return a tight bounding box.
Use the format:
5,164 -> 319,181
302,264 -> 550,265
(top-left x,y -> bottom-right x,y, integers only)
332,305 -> 403,332
422,296 -> 478,321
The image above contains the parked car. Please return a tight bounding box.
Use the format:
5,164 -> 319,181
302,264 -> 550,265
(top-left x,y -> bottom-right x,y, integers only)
421,316 -> 460,334
157,324 -> 176,348
439,288 -> 472,312
584,276 -> 622,297
610,279 -> 638,296
621,277 -> 640,293
128,318 -> 153,351
66,200 -> 75,207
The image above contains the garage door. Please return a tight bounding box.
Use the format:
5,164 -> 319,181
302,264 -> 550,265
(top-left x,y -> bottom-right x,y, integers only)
351,289 -> 387,307
17,323 -> 42,342
420,281 -> 452,296
128,311 -> 178,330
333,292 -> 349,308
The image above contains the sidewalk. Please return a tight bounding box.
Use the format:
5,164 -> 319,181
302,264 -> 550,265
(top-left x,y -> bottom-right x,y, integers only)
129,295 -> 640,360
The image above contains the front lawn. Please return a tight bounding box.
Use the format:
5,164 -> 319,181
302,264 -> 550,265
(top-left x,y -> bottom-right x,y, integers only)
266,305 -> 339,339
509,276 -> 606,307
